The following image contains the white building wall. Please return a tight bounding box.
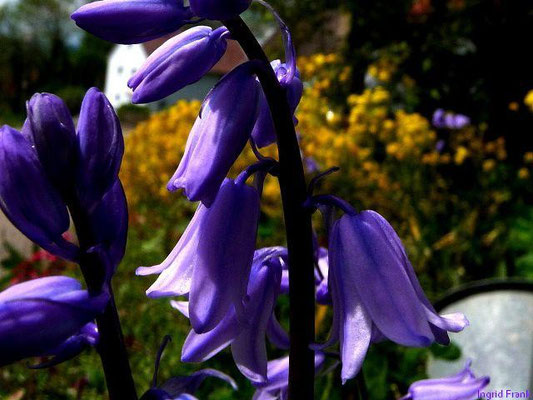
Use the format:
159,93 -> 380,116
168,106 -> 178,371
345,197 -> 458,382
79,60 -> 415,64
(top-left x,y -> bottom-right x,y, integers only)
104,44 -> 147,109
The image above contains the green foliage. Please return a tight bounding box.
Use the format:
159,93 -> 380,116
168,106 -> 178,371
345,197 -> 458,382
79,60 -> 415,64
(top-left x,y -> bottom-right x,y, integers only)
508,207 -> 533,278
55,86 -> 87,113
116,104 -> 151,126
0,0 -> 110,119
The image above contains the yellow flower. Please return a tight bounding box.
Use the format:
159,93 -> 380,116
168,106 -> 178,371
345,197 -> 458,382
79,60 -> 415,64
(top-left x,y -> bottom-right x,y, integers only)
518,168 -> 530,180
524,90 -> 533,112
482,159 -> 496,172
508,102 -> 519,111
454,146 -> 469,165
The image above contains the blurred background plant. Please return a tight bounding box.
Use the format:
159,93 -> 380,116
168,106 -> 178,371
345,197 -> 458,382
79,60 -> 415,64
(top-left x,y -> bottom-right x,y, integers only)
1,0 -> 532,398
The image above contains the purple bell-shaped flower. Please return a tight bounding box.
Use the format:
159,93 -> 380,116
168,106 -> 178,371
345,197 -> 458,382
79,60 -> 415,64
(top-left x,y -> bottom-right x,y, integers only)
140,336 -> 237,400
138,178 -> 260,333
0,126 -> 78,261
167,63 -> 260,206
76,87 -> 124,209
87,180 -> 129,275
252,352 -> 326,400
0,276 -> 108,366
251,60 -> 303,148
400,361 -> 490,400
25,93 -> 77,191
29,322 -> 99,369
71,0 -> 194,44
128,26 -> 229,104
173,246 -> 284,384
314,247 -> 331,305
313,199 -> 468,382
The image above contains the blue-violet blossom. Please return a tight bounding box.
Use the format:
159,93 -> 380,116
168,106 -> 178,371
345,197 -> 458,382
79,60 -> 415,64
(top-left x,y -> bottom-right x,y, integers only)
128,26 -> 229,104
171,246 -> 283,383
318,208 -> 468,382
71,0 -> 194,44
29,322 -> 99,369
25,93 -> 77,191
76,87 -> 124,209
432,109 -> 470,130
251,60 -> 303,148
141,336 -> 237,399
400,361 -> 490,400
0,125 -> 78,261
138,178 -> 260,333
2,88 -> 127,277
252,352 -> 326,400
0,276 -> 108,366
167,63 -> 260,206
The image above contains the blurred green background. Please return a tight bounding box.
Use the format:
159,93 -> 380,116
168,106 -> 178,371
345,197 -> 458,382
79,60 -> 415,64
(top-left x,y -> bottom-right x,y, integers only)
1,0 -> 532,398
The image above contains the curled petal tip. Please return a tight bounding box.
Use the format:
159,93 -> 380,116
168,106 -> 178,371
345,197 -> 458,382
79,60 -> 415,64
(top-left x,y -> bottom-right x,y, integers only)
136,266 -> 159,276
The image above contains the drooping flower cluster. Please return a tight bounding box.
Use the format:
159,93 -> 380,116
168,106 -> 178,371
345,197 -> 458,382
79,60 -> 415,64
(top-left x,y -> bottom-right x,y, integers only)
70,0 -> 476,398
400,361 -> 489,400
0,88 -> 127,367
1,89 -> 127,275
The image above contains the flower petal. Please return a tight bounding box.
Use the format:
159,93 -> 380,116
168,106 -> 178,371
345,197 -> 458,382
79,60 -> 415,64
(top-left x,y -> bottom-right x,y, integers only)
336,213 -> 435,346
189,179 -> 259,333
71,0 -> 194,44
76,88 -> 124,208
181,309 -> 242,362
129,26 -> 228,103
139,204 -> 205,298
167,64 -> 260,206
0,126 -> 77,261
231,259 -> 281,383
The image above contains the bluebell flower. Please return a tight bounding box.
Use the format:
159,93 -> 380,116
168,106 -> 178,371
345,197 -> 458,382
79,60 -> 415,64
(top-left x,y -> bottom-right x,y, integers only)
400,361 -> 489,400
76,87 -> 124,209
315,206 -> 468,382
25,93 -> 77,191
29,322 -> 99,369
252,352 -> 326,400
128,26 -> 229,104
142,369 -> 237,400
138,178 -> 260,333
140,336 -> 237,400
304,156 -> 320,173
87,180 -> 128,276
432,109 -> 470,130
0,125 -> 78,261
2,88 -> 128,279
71,0 -> 194,44
251,60 -> 303,148
167,63 -> 260,206
445,113 -> 470,130
171,246 -> 284,383
314,247 -> 331,305
189,0 -> 251,20
269,244 -> 331,305
0,276 -> 108,366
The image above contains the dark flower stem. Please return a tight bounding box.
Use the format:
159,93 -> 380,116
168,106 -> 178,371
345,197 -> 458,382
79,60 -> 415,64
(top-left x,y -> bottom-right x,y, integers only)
68,198 -> 138,400
222,17 -> 316,400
